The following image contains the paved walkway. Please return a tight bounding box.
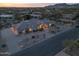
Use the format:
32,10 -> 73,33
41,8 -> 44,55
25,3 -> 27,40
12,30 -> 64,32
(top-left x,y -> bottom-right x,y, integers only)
55,48 -> 69,56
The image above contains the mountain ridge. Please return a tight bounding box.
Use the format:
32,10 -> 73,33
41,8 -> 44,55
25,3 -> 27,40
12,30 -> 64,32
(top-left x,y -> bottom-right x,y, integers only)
45,3 -> 79,8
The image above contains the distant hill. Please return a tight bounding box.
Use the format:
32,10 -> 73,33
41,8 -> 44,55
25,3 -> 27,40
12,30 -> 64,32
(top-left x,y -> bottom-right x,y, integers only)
45,3 -> 79,9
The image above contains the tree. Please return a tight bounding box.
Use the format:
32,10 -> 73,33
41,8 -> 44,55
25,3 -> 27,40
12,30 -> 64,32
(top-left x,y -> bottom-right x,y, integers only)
72,13 -> 79,20
15,14 -> 23,22
0,22 -> 3,29
15,14 -> 32,22
64,40 -> 79,51
23,14 -> 32,20
74,40 -> 79,48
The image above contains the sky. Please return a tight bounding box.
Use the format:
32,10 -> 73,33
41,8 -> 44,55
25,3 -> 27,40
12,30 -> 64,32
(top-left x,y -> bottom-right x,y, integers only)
0,3 -> 55,7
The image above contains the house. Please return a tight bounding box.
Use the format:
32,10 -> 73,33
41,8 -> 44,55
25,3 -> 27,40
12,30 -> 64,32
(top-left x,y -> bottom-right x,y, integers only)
11,18 -> 49,35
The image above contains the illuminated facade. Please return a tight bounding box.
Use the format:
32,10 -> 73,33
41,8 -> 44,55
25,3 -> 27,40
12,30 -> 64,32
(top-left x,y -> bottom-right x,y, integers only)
11,18 -> 49,35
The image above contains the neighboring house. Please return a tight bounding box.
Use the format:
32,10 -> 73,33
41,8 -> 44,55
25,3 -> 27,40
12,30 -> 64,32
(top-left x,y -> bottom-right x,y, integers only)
59,18 -> 76,27
17,10 -> 30,15
0,14 -> 15,23
63,14 -> 76,20
75,18 -> 79,27
31,12 -> 42,18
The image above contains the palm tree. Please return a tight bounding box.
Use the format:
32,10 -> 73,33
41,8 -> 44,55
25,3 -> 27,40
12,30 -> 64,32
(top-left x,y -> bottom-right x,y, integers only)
64,39 -> 79,52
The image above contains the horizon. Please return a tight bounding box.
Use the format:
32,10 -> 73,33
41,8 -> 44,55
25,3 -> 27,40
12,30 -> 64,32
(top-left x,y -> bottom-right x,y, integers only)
0,3 -> 55,7
0,3 -> 77,7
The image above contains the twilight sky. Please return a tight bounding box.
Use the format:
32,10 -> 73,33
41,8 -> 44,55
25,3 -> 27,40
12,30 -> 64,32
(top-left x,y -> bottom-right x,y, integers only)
0,3 -> 55,7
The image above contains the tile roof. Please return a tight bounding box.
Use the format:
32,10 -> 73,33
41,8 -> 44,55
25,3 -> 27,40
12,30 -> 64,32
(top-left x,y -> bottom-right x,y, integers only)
17,18 -> 49,32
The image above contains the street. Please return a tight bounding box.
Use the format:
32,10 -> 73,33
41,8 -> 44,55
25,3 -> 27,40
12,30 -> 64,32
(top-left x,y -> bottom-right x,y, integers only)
12,28 -> 79,56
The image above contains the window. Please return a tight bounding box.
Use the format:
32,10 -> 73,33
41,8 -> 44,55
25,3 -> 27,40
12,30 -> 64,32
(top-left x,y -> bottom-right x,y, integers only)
32,36 -> 35,39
